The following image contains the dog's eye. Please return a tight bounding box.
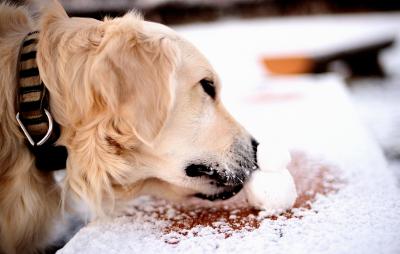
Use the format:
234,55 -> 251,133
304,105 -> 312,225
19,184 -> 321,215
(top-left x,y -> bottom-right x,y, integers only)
200,79 -> 216,99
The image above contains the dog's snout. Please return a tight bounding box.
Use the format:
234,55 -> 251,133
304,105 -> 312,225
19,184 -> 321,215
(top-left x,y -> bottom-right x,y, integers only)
185,139 -> 259,188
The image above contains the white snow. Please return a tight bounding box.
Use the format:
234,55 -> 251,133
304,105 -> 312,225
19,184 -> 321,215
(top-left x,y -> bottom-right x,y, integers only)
244,143 -> 297,213
256,142 -> 291,171
351,78 -> 400,158
58,14 -> 400,254
244,168 -> 297,213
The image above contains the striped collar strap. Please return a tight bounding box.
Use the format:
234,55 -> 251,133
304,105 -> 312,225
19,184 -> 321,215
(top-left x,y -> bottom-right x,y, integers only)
16,31 -> 68,171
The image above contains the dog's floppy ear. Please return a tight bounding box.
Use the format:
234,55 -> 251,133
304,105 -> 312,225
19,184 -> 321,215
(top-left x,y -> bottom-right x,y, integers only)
64,15 -> 179,216
87,14 -> 178,145
39,11 -> 177,144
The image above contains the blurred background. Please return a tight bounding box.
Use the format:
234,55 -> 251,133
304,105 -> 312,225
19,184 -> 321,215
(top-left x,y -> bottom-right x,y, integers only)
10,0 -> 400,183
36,0 -> 400,24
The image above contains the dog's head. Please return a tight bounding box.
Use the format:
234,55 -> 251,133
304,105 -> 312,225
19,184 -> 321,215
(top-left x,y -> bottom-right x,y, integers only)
38,1 -> 258,216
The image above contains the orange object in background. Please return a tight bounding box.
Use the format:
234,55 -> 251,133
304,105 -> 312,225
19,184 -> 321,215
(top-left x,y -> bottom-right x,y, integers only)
261,36 -> 395,77
262,55 -> 315,75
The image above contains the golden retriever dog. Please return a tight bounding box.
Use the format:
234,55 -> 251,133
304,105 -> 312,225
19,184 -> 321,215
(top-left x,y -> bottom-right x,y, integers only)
0,1 -> 259,253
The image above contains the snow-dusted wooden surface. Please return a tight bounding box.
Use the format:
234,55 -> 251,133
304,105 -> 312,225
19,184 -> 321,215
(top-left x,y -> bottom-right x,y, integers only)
59,76 -> 400,254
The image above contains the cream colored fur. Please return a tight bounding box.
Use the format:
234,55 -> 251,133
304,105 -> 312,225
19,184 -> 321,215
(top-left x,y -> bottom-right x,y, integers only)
0,1 -> 256,253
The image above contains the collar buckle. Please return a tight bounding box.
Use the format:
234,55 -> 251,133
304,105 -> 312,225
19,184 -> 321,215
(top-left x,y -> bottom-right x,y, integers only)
16,109 -> 54,146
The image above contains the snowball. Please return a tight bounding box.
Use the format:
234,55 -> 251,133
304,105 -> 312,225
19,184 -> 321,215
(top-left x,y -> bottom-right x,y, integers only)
244,169 -> 297,214
257,142 -> 291,171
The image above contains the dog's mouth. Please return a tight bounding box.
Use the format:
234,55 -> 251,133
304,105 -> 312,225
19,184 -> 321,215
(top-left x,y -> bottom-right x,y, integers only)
193,184 -> 243,201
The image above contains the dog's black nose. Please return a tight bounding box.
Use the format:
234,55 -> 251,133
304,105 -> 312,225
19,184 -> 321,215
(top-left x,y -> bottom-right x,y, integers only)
251,137 -> 259,163
251,137 -> 259,153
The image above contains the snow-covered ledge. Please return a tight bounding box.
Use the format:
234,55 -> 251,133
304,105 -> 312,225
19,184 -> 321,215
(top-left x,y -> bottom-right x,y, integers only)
58,75 -> 400,254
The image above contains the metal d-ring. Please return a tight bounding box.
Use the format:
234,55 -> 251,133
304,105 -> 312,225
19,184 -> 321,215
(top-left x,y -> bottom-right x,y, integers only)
16,109 -> 54,146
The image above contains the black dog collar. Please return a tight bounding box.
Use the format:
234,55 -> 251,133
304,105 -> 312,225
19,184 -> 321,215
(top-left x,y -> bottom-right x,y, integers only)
16,31 -> 68,171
